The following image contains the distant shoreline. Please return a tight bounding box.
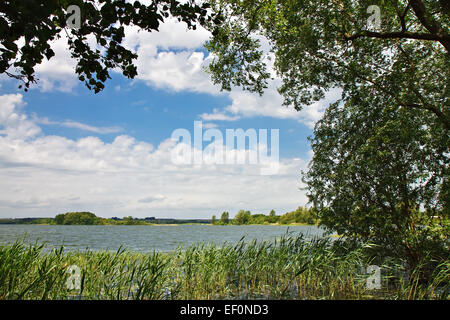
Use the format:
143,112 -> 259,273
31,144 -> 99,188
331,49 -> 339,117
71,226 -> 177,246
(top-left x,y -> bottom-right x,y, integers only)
0,209 -> 320,226
0,222 -> 317,227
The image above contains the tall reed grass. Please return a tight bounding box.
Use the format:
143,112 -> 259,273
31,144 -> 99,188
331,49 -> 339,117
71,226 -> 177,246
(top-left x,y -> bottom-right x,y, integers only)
0,235 -> 447,300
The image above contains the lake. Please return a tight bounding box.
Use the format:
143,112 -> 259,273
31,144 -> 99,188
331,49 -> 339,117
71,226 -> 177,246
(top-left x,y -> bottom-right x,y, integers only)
0,224 -> 327,252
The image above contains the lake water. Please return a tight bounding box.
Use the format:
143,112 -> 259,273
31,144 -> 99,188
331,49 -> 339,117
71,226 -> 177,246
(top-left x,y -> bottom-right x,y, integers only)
0,224 -> 327,252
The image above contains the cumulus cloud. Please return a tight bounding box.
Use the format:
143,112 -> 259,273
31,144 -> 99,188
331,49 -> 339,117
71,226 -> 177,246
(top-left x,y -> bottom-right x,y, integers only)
0,13 -> 337,129
122,21 -> 338,127
0,94 -> 310,218
121,21 -> 218,94
200,82 -> 342,129
0,16 -> 217,94
0,94 -> 41,139
121,19 -> 339,128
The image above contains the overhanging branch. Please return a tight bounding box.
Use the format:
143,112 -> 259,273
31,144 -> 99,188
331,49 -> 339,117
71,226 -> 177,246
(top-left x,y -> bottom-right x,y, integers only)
344,30 -> 450,50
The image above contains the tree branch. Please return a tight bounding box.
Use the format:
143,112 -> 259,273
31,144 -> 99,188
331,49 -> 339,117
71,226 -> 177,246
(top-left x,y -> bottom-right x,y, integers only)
343,0 -> 449,52
409,0 -> 450,52
344,30 -> 450,46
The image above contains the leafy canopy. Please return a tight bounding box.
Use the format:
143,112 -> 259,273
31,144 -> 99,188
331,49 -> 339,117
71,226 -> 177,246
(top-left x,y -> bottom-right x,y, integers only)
303,89 -> 449,268
204,1 -> 449,269
204,0 -> 449,129
0,0 -> 221,92
54,211 -> 99,225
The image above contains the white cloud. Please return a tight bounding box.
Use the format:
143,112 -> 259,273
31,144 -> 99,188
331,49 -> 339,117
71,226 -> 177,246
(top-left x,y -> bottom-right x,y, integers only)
33,115 -> 123,134
0,94 -> 41,139
1,14 -> 336,129
200,82 -> 341,129
0,17 -> 218,95
63,121 -> 122,134
199,108 -> 240,121
0,94 -> 310,218
33,34 -> 79,92
123,20 -> 340,128
0,12 -> 339,132
0,33 -> 92,93
130,45 -> 218,94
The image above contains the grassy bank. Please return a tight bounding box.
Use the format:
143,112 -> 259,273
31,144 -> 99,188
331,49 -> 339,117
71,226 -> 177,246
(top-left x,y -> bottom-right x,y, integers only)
0,236 -> 448,300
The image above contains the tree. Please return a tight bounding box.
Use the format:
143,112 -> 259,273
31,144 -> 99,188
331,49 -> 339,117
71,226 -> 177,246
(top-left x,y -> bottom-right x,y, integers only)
211,215 -> 217,225
233,210 -> 251,225
123,216 -> 138,225
303,92 -> 449,273
248,213 -> 267,224
55,211 -> 99,224
1,0 -> 220,92
267,209 -> 278,223
204,0 -> 449,277
279,211 -> 295,224
54,213 -> 65,225
205,0 -> 449,130
220,211 -> 229,224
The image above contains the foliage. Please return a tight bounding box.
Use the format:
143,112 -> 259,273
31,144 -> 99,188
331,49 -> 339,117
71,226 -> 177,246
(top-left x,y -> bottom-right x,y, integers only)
267,209 -> 279,223
279,206 -> 317,225
248,214 -> 268,225
0,218 -> 53,225
1,237 -> 448,300
213,207 -> 318,225
205,0 -> 449,129
0,0 -> 221,92
232,210 -> 251,225
54,212 -> 101,225
204,0 -> 449,277
120,216 -> 147,225
303,96 -> 449,273
220,211 -> 230,224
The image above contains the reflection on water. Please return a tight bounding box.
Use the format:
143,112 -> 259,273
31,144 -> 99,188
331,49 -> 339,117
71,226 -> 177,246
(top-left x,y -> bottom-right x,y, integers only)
0,224 -> 327,252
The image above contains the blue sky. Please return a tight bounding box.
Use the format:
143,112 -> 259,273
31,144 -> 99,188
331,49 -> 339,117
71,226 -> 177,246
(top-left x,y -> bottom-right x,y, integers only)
0,73 -> 313,159
0,18 -> 339,219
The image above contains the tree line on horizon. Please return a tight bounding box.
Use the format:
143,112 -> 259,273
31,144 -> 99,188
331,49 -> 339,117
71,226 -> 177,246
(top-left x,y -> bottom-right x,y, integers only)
54,212 -> 208,225
0,212 -> 158,226
211,207 -> 319,225
0,209 -> 318,226
0,212 -> 229,226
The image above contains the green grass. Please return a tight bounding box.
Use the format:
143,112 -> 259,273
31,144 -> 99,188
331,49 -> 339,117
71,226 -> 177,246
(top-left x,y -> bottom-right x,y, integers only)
0,235 -> 448,300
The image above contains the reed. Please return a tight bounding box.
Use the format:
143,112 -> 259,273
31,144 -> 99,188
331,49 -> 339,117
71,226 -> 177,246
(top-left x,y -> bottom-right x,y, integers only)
0,235 -> 447,300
